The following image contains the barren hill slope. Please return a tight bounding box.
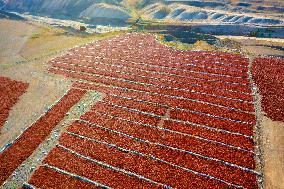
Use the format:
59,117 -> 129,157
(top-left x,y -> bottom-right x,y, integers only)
1,0 -> 283,25
0,0 -> 131,21
140,1 -> 283,26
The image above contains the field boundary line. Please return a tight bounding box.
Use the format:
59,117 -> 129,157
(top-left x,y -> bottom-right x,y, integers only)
248,56 -> 265,188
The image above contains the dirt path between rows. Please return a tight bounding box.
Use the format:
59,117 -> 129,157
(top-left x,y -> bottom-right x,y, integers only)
261,116 -> 284,189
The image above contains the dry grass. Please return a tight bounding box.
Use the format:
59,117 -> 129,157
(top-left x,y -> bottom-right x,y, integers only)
156,34 -> 191,50
156,34 -> 220,52
192,40 -> 217,51
21,25 -> 128,62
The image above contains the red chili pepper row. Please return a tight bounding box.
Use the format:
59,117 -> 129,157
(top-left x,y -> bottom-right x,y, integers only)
102,95 -> 167,116
82,106 -> 253,150
89,102 -> 160,126
101,95 -> 255,136
60,56 -> 251,92
53,52 -> 250,85
51,61 -> 253,101
27,166 -> 98,189
60,51 -> 248,78
50,68 -> 254,112
59,50 -> 249,76
0,77 -> 28,129
0,88 -> 86,185
44,147 -> 162,189
170,109 -> 254,136
80,110 -> 255,169
252,57 -> 284,122
64,122 -> 258,188
73,81 -> 255,124
55,134 -> 230,189
163,120 -> 254,150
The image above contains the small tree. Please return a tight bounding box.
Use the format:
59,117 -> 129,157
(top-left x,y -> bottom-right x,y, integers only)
80,26 -> 87,32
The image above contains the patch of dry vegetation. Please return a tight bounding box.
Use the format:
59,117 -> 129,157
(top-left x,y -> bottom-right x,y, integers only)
159,5 -> 171,15
156,34 -> 191,50
192,40 -> 217,51
156,34 -> 243,53
21,25 -> 128,62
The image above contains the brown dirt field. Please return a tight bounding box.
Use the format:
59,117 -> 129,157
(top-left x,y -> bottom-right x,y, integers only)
261,116 -> 284,189
243,45 -> 284,57
0,19 -> 36,66
0,19 -> 71,149
217,36 -> 284,57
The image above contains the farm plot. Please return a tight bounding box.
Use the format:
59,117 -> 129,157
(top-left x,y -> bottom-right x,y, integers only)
0,77 -> 28,129
252,57 -> 284,122
27,33 -> 260,188
0,88 -> 86,185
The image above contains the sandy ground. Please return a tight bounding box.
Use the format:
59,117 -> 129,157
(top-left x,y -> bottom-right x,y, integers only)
261,116 -> 284,189
242,45 -> 284,57
0,19 -> 35,65
0,19 -> 71,149
217,35 -> 284,57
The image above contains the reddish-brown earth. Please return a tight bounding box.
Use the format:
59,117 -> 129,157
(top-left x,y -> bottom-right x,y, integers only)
0,77 -> 28,129
0,88 -> 86,184
23,34 -> 260,188
252,57 -> 284,122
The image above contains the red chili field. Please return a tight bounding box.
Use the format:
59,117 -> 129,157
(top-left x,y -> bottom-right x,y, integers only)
1,33 -> 263,188
0,88 -> 86,184
0,77 -> 28,129
252,57 -> 284,122
22,33 -> 261,189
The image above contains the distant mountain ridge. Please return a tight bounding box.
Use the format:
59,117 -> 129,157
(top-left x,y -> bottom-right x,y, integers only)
0,0 -> 130,21
0,0 -> 283,26
142,2 -> 283,25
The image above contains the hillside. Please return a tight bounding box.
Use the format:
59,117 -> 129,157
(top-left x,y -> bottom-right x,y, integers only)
140,1 -> 284,26
138,0 -> 284,13
1,0 -> 284,25
0,0 -> 131,22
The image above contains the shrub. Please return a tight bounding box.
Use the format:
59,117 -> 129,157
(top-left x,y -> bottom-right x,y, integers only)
80,26 -> 87,32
